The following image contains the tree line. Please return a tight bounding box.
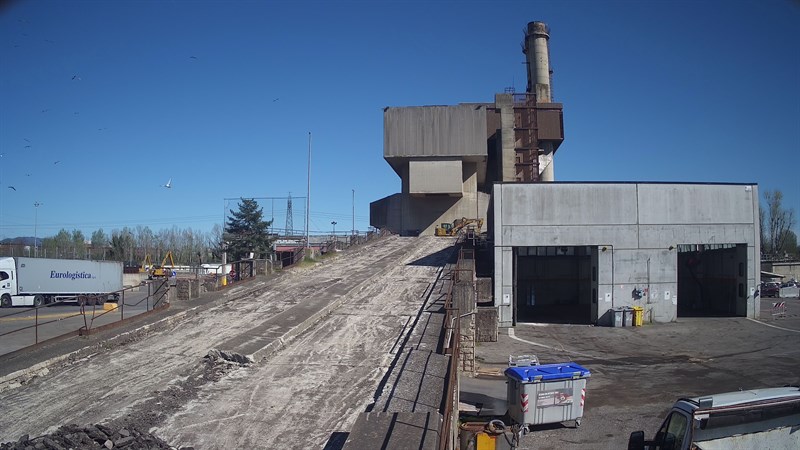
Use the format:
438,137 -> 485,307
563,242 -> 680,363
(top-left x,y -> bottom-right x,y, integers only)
8,224 -> 224,266
1,199 -> 275,266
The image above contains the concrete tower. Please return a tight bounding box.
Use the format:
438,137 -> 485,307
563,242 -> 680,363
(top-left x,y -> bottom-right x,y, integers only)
523,21 -> 557,182
524,21 -> 552,102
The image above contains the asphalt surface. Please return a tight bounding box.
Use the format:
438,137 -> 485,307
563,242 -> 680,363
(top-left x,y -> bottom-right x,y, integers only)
0,287 -> 154,356
467,295 -> 800,449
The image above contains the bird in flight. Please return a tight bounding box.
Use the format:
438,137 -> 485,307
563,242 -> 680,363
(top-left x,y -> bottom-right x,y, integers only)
273,98 -> 279,102
163,178 -> 172,188
23,138 -> 31,142
8,186 -> 16,191
53,160 -> 60,165
71,75 -> 81,81
24,145 -> 31,148
41,109 -> 49,113
189,56 -> 198,60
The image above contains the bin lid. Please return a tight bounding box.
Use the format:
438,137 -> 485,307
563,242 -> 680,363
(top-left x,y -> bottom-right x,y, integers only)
505,362 -> 590,382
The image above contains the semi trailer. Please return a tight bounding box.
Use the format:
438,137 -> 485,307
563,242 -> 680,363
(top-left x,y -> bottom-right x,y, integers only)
0,257 -> 123,307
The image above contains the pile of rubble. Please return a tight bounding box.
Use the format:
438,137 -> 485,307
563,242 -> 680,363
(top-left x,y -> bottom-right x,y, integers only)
0,424 -> 191,450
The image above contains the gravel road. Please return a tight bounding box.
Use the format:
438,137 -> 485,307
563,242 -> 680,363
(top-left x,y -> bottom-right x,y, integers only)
0,235 -> 454,449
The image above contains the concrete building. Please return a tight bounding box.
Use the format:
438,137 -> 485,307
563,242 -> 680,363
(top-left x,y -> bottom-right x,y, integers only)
370,104 -> 493,235
370,21 -> 762,325
371,22 -> 564,236
493,182 -> 761,326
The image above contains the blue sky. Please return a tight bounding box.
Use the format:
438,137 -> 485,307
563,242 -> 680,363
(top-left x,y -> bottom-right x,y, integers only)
1,0 -> 798,240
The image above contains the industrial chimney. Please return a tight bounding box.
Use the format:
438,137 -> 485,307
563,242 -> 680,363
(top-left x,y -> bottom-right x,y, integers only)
523,21 -> 552,102
522,21 -> 558,181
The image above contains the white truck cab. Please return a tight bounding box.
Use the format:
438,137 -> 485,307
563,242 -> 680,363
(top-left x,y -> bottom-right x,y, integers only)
629,386 -> 800,450
0,257 -> 19,307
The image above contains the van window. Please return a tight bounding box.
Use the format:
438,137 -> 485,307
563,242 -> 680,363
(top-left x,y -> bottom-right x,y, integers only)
0,271 -> 9,281
658,411 -> 688,450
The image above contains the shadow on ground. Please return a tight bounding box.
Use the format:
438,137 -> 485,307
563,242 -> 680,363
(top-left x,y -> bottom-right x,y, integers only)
322,432 -> 349,450
406,246 -> 458,267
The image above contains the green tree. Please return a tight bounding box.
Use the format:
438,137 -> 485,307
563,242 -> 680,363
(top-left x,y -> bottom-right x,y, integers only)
91,229 -> 108,259
110,228 -> 135,263
71,229 -> 86,259
52,229 -> 72,258
224,198 -> 273,260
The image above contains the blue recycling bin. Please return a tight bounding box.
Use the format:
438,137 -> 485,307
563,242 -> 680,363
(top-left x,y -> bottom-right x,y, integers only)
505,362 -> 591,428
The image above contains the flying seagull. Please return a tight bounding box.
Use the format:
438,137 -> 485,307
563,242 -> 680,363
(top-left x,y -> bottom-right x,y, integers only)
163,178 -> 172,188
23,138 -> 31,142
53,160 -> 60,165
8,186 -> 16,191
273,98 -> 279,102
24,145 -> 31,148
189,56 -> 198,60
71,75 -> 81,81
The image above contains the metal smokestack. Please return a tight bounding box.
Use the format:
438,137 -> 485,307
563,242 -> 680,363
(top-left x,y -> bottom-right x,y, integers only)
523,21 -> 552,102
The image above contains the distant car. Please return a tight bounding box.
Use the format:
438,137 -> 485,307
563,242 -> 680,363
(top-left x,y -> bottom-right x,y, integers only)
761,282 -> 780,298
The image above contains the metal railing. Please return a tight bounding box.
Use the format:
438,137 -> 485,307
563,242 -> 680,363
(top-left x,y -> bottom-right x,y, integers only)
439,236 -> 475,450
0,279 -> 170,354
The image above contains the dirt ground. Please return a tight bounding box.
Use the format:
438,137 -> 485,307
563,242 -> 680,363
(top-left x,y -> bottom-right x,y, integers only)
468,296 -> 800,449
0,235 -> 454,449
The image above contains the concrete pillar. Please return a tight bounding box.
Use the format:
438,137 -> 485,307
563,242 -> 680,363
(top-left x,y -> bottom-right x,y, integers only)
495,94 -> 516,182
539,141 -> 555,182
454,282 -> 476,374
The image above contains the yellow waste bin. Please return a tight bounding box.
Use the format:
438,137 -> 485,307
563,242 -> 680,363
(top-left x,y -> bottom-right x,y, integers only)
632,306 -> 644,326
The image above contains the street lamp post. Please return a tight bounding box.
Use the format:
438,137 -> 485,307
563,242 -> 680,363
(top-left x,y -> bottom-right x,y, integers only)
34,202 -> 42,257
306,132 -> 311,249
352,189 -> 355,237
331,221 -> 337,251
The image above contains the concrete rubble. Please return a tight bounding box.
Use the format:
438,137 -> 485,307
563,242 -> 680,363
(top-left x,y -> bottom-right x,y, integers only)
0,423 -> 192,450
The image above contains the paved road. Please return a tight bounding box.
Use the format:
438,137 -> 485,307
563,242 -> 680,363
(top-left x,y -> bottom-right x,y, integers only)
0,286 -> 155,356
468,296 -> 800,449
0,236 -> 454,448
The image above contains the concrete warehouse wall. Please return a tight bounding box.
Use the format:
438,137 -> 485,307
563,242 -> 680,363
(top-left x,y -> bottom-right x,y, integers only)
762,261 -> 800,282
493,182 -> 760,326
